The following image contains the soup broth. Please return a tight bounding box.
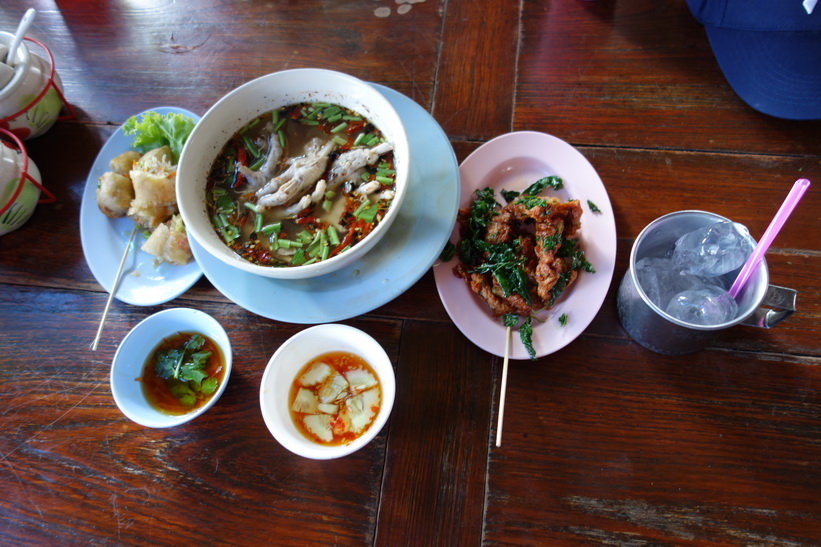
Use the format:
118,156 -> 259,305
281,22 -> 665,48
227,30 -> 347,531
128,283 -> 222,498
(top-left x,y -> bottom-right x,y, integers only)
288,351 -> 382,446
141,331 -> 225,415
206,102 -> 397,267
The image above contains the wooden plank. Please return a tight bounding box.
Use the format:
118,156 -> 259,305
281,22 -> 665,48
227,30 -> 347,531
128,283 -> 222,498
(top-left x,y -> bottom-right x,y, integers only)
0,288 -> 400,544
376,320 -> 492,545
433,0 -> 520,139
17,1 -> 439,123
483,338 -> 821,545
516,0 -> 821,155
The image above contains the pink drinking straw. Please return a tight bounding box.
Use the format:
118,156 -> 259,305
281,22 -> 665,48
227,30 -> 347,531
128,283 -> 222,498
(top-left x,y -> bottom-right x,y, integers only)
729,178 -> 811,298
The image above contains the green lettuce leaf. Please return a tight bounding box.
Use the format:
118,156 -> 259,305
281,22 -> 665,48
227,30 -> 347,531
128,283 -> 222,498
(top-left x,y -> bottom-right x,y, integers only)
122,111 -> 196,163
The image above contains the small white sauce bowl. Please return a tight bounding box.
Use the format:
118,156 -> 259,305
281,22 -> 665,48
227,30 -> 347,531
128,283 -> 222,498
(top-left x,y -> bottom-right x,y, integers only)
110,308 -> 232,428
177,68 -> 411,279
259,324 -> 396,459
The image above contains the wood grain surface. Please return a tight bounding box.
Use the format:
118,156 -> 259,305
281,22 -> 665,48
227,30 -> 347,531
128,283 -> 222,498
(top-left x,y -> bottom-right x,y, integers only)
1,0 -> 819,545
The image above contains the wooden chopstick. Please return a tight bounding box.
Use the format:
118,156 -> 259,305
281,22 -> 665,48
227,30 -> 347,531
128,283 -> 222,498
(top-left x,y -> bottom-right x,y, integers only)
495,325 -> 511,447
90,225 -> 137,351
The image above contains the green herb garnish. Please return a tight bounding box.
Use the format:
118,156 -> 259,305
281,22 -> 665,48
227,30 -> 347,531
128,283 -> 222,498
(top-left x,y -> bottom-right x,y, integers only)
558,313 -> 568,327
153,334 -> 218,406
439,241 -> 456,262
515,195 -> 549,209
469,240 -> 531,306
524,176 -> 563,194
499,176 -> 563,204
500,189 -> 519,203
502,314 -> 519,328
519,317 -> 535,359
587,200 -> 601,213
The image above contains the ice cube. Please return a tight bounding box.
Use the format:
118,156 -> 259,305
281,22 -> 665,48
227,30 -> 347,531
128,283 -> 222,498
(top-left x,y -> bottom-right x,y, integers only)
635,257 -> 727,309
665,284 -> 739,326
672,221 -> 754,277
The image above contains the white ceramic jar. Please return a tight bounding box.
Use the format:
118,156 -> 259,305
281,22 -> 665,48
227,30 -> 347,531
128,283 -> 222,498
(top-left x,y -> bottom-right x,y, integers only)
0,32 -> 65,140
0,130 -> 43,235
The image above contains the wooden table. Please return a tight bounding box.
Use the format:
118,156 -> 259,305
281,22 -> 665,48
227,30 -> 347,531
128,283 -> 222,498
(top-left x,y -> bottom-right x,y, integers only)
2,0 -> 819,544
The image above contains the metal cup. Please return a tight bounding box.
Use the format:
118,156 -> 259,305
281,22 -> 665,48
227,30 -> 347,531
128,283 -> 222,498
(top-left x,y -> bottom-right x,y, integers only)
617,210 -> 797,355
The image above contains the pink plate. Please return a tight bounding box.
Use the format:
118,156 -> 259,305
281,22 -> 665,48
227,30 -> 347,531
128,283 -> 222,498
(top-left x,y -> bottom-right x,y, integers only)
433,131 -> 617,360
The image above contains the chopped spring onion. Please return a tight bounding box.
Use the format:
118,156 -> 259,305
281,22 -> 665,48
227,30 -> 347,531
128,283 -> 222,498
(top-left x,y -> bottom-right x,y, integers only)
220,224 -> 239,243
240,117 -> 260,135
249,156 -> 265,171
353,201 -> 379,223
244,202 -> 259,213
242,135 -> 261,159
297,230 -> 313,244
331,122 -> 348,134
333,134 -> 348,146
260,222 -> 282,235
226,167 -> 238,188
277,238 -> 302,249
291,250 -> 307,265
327,225 -> 340,246
352,199 -> 369,218
305,230 -> 324,258
358,203 -> 380,223
321,106 -> 341,119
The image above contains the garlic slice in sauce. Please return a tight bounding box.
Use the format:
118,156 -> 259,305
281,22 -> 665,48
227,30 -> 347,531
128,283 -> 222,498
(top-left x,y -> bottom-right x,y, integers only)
292,388 -> 318,413
299,362 -> 332,386
344,368 -> 378,393
345,388 -> 380,433
318,373 -> 349,403
303,414 -> 333,442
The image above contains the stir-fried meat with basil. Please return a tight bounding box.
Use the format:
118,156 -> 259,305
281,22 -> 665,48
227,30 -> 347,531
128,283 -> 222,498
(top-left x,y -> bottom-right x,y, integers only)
450,176 -> 594,358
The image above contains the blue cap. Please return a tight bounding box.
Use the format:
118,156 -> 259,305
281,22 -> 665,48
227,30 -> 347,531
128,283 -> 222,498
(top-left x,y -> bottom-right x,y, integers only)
686,0 -> 821,120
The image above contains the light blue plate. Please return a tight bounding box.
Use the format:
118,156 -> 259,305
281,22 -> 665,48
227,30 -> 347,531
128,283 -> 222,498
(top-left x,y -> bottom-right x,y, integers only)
190,84 -> 460,323
80,107 -> 203,306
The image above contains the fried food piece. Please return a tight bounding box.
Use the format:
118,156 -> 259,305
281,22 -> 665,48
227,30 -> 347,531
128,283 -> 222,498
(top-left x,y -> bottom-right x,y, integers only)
127,145 -> 176,229
96,171 -> 134,218
453,196 -> 584,316
108,150 -> 141,175
141,215 -> 192,265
